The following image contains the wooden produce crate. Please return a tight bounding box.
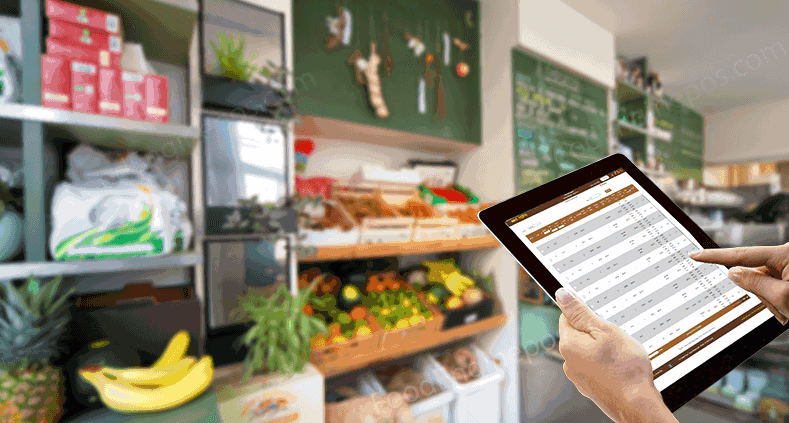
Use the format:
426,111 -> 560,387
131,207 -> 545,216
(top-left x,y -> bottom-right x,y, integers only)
332,184 -> 414,244
366,274 -> 445,350
376,182 -> 459,242
310,306 -> 383,366
299,199 -> 361,246
439,202 -> 494,239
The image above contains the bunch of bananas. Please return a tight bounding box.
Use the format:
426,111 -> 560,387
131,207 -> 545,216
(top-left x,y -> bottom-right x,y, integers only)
79,331 -> 214,413
444,271 -> 475,296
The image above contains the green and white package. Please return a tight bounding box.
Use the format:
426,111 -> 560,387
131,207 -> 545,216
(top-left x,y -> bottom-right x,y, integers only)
49,146 -> 192,261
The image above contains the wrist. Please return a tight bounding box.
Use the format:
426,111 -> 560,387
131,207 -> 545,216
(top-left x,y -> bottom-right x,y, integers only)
617,383 -> 677,423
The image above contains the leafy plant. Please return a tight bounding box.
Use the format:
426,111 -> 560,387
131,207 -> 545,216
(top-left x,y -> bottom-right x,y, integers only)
0,275 -> 74,371
235,278 -> 328,380
210,31 -> 261,81
222,194 -> 325,258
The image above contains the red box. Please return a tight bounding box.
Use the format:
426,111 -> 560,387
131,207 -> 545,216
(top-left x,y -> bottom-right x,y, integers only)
46,0 -> 120,34
41,55 -> 70,110
122,71 -> 145,120
71,61 -> 98,114
49,19 -> 122,59
47,38 -> 119,69
98,67 -> 122,117
144,75 -> 168,123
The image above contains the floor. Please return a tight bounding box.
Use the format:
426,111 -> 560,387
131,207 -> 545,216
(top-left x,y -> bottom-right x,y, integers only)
520,355 -> 739,423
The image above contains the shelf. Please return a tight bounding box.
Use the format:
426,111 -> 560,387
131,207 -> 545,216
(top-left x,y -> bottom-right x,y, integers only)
315,314 -> 507,378
299,236 -> 501,262
0,252 -> 202,279
0,103 -> 198,155
72,0 -> 198,66
295,115 -> 480,155
616,79 -> 647,102
616,120 -> 647,138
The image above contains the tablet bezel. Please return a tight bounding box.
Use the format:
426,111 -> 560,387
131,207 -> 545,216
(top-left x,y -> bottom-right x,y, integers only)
479,153 -> 787,411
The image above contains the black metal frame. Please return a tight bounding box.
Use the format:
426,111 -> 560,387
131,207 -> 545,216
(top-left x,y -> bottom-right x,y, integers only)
198,0 -> 293,116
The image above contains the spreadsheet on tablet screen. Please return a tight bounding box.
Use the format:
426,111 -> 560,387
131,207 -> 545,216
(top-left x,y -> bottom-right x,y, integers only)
506,168 -> 773,390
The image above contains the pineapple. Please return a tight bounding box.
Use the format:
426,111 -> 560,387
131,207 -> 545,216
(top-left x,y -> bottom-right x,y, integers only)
0,275 -> 73,423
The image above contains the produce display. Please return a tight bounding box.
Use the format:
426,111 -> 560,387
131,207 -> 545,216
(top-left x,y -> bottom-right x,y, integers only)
445,204 -> 485,223
413,260 -> 485,311
438,346 -> 480,384
389,199 -> 433,218
78,331 -> 214,413
337,196 -> 395,222
307,291 -> 374,347
361,273 -> 435,331
299,201 -> 355,231
377,366 -> 443,404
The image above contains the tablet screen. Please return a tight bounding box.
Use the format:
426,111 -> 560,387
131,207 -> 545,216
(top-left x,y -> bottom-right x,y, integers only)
505,167 -> 773,391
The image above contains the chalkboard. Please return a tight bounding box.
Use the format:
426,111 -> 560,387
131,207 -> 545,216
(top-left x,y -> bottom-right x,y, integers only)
512,48 -> 609,194
653,98 -> 704,181
293,0 -> 481,144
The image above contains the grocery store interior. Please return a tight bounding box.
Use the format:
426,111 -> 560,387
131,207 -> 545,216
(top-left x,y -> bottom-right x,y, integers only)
0,0 -> 787,422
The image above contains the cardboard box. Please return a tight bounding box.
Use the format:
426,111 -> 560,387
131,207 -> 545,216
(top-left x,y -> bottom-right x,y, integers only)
46,0 -> 120,34
122,71 -> 145,120
41,54 -> 70,110
71,61 -> 97,114
49,19 -> 122,60
214,364 -> 324,423
144,74 -> 169,123
98,67 -> 122,117
47,37 -> 119,68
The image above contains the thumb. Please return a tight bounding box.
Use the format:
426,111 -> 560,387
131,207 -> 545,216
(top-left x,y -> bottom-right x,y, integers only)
556,288 -> 603,333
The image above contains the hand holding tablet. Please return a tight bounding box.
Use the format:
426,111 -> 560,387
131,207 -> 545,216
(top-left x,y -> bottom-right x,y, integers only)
479,154 -> 789,411
556,288 -> 680,423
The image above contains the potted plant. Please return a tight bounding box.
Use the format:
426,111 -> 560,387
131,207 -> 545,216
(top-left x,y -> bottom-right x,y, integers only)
203,30 -> 296,118
0,181 -> 23,263
233,278 -> 328,381
0,275 -> 74,422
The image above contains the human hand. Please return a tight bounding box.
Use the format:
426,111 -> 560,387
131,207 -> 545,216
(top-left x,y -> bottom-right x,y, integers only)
556,288 -> 678,423
690,244 -> 789,325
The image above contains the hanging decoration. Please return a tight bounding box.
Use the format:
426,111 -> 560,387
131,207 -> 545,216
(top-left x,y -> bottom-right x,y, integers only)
347,6 -> 388,118
325,4 -> 351,50
381,12 -> 394,79
434,23 -> 446,122
453,37 -> 469,78
442,23 -> 450,66
404,32 -> 425,57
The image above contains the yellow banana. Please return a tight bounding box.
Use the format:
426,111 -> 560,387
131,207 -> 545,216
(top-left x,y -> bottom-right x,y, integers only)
79,356 -> 214,413
100,357 -> 196,386
152,331 -> 190,368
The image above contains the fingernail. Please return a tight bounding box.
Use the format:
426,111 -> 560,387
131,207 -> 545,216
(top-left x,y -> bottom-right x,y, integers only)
689,249 -> 702,258
557,288 -> 575,305
729,267 -> 744,281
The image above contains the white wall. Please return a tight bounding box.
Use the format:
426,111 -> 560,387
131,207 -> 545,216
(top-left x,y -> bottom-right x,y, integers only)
705,97 -> 789,164
519,0 -> 616,88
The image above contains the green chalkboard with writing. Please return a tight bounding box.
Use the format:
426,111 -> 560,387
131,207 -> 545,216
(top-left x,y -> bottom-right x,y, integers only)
653,98 -> 704,182
293,0 -> 481,144
512,48 -> 609,194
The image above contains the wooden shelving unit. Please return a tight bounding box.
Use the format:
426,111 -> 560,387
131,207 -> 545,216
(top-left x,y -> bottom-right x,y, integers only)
315,314 -> 507,378
299,236 -> 501,262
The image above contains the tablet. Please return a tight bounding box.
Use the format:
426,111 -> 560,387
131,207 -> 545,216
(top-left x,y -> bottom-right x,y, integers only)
479,153 -> 787,411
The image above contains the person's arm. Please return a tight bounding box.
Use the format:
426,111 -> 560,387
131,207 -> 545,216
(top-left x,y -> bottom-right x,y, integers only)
556,289 -> 678,423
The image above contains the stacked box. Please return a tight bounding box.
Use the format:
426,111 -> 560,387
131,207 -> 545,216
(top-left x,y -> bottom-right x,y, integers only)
41,55 -> 70,110
70,61 -> 97,114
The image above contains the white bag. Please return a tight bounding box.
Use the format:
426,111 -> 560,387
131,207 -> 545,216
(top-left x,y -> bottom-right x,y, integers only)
50,145 -> 192,261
